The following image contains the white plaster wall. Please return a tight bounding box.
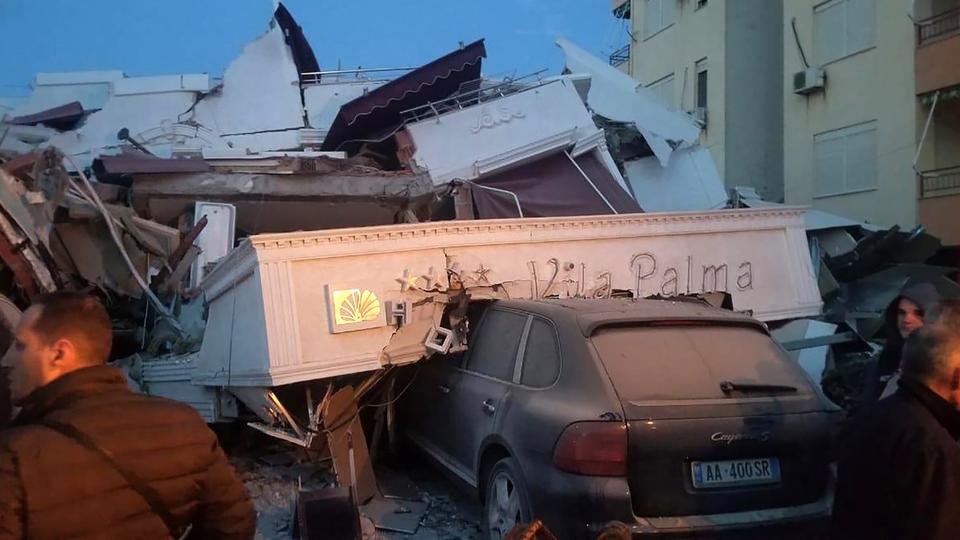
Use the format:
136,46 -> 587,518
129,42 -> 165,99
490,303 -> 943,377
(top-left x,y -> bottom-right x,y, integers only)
783,0 -> 917,227
12,71 -> 124,116
304,81 -> 384,138
195,270 -> 270,385
193,21 -> 305,150
46,91 -> 200,167
405,80 -> 599,184
627,0 -> 727,178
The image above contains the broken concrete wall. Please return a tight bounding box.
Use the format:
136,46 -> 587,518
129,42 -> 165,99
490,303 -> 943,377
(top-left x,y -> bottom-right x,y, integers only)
193,19 -> 306,153
303,81 -> 384,142
625,146 -> 728,212
46,90 -> 204,169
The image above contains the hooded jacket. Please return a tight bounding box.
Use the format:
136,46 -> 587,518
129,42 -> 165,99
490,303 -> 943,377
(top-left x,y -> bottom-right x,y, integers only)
0,365 -> 255,540
861,282 -> 940,406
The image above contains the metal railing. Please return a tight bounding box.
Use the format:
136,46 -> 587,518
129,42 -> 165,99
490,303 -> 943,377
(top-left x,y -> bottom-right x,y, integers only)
918,7 -> 960,45
919,165 -> 960,198
399,70 -> 550,125
299,67 -> 416,86
609,44 -> 630,67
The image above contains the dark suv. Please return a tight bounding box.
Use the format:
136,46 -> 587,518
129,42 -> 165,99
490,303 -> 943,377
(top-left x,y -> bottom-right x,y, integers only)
400,298 -> 840,539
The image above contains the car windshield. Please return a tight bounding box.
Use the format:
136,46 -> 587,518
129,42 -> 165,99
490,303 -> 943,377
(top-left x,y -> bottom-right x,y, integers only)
590,324 -> 814,401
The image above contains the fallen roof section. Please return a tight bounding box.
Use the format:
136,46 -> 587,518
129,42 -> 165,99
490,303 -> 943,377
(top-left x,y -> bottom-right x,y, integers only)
556,37 -> 700,167
321,40 -> 486,153
273,3 -> 320,77
624,146 -> 727,212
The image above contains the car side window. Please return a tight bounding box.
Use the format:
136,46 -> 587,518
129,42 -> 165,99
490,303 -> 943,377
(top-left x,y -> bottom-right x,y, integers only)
521,318 -> 560,388
465,309 -> 526,381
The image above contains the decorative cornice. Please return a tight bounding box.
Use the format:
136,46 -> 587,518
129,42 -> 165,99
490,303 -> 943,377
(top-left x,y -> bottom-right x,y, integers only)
472,128 -> 579,178
248,207 -> 806,251
570,129 -> 605,157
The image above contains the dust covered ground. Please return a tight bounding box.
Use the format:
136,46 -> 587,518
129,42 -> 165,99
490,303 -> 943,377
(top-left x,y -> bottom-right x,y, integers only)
224,430 -> 482,540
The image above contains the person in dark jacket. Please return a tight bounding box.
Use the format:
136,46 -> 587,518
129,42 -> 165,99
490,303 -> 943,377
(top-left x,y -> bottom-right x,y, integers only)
831,299 -> 960,540
0,292 -> 256,540
860,282 -> 941,406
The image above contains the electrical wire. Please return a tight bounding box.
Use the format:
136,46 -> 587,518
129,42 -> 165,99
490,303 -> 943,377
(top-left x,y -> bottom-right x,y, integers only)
791,17 -> 811,69
62,155 -> 181,332
320,363 -> 425,435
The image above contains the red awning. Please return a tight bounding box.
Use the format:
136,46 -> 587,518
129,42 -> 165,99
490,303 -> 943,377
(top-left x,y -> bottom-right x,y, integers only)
321,40 -> 486,153
9,101 -> 85,130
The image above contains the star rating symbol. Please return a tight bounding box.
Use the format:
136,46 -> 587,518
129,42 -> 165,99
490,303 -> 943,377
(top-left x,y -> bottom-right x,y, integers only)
395,269 -> 421,291
473,264 -> 492,283
421,267 -> 444,290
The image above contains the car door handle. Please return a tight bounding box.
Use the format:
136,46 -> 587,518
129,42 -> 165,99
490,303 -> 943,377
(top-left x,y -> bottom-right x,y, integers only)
481,399 -> 496,415
438,384 -> 451,395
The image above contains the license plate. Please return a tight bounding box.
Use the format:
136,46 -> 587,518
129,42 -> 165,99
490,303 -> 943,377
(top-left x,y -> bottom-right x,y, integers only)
691,458 -> 780,488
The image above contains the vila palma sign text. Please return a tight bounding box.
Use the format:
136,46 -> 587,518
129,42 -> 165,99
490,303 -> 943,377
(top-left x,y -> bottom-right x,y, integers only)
632,253 -> 753,297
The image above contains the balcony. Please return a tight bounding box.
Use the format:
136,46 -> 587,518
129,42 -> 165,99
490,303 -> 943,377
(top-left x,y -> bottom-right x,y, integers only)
612,0 -> 630,19
609,44 -> 630,67
916,7 -> 960,94
918,166 -> 960,246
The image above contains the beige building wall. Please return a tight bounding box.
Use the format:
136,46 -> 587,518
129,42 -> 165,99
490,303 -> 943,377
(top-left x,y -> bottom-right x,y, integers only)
783,0 -> 918,228
626,0 -> 727,179
621,0 -> 784,200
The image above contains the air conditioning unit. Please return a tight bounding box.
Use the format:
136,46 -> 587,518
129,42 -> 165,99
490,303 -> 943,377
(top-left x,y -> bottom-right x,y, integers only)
793,67 -> 825,95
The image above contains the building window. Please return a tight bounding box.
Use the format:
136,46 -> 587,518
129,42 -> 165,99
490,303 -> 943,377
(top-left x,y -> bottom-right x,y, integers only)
814,0 -> 876,65
814,121 -> 878,197
646,73 -> 675,109
696,0 -> 708,10
695,59 -> 708,109
644,0 -> 678,39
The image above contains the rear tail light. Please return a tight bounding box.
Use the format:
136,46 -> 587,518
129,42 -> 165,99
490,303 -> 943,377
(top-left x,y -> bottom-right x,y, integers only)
552,421 -> 628,476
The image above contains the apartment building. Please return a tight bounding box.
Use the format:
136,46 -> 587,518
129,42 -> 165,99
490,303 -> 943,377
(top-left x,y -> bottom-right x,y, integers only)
610,0 -> 785,201
783,0 -> 917,230
914,0 -> 960,246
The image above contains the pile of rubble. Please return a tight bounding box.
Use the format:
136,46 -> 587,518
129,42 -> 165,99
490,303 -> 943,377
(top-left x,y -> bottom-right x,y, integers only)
1,2 -> 957,536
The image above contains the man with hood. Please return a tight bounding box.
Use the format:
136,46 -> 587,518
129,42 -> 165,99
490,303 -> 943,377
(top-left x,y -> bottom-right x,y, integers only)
860,282 -> 940,406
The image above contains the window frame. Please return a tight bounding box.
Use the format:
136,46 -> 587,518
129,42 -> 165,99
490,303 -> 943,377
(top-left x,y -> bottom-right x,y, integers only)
643,0 -> 677,40
460,308 -> 531,383
813,120 -> 879,199
694,58 -> 708,110
646,72 -> 676,109
814,0 -> 876,66
515,315 -> 563,389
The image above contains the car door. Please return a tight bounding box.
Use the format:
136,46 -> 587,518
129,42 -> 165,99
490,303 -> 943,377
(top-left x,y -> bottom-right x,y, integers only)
402,349 -> 467,468
445,308 -> 530,484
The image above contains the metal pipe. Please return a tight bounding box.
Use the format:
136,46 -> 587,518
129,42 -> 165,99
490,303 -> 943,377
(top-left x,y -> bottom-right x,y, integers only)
564,151 -> 618,214
300,67 -> 417,76
63,155 -> 181,331
914,90 -> 940,174
458,179 -> 524,218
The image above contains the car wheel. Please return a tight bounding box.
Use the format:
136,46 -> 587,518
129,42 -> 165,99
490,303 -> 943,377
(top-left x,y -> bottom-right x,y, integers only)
484,457 -> 532,540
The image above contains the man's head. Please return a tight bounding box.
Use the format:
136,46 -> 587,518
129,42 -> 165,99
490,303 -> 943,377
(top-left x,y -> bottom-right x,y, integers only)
902,299 -> 960,408
897,297 -> 926,339
1,292 -> 112,405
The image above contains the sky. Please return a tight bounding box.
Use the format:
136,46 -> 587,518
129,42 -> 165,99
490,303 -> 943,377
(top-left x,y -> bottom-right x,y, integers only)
0,0 -> 630,96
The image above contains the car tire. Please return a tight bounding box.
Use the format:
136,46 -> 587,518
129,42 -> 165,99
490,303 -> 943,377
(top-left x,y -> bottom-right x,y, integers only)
483,457 -> 532,540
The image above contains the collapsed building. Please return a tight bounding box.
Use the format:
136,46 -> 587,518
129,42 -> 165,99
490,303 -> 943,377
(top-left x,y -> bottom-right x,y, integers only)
0,3 -> 956,530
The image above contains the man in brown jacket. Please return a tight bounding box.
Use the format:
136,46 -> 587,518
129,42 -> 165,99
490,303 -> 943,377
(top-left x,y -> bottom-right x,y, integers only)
0,292 -> 256,539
